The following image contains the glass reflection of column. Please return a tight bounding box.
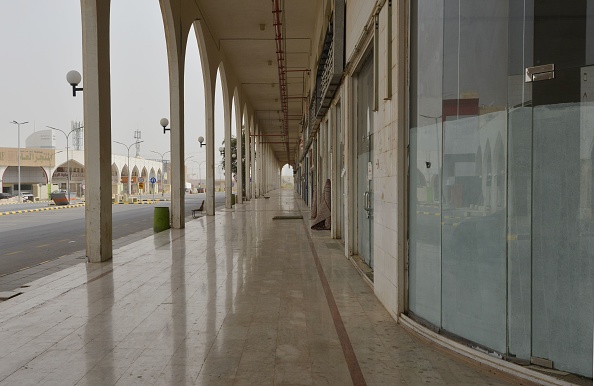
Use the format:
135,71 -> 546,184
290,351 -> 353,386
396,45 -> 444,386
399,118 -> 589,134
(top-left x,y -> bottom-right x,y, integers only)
84,264 -> 115,383
170,236 -> 187,378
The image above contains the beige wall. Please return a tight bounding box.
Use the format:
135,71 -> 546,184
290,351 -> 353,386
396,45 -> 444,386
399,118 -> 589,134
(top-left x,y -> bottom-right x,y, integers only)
345,0 -> 377,61
317,0 -> 405,320
0,148 -> 55,167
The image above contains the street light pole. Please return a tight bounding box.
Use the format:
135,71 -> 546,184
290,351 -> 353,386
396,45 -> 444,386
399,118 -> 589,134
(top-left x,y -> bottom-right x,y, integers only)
150,150 -> 170,196
114,140 -> 143,196
193,160 -> 206,188
47,125 -> 82,203
10,121 -> 28,203
48,150 -> 63,198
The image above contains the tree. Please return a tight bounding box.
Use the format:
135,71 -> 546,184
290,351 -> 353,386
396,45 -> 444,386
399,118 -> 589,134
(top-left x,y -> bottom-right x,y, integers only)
220,130 -> 246,197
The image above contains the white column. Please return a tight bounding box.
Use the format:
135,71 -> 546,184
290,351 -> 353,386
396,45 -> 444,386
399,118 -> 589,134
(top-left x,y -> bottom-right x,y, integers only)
224,99 -> 232,209
251,127 -> 257,198
236,108 -> 243,204
245,121 -> 251,200
206,87 -> 215,215
167,51 -> 185,229
81,0 -> 113,262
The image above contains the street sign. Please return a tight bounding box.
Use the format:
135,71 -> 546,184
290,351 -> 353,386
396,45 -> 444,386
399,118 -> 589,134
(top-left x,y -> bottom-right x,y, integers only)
139,183 -> 144,190
138,177 -> 145,183
150,177 -> 157,184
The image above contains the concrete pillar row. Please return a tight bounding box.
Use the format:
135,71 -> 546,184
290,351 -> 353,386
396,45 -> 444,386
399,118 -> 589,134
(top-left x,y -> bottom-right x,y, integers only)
251,126 -> 257,198
254,129 -> 259,197
81,0 -> 113,262
235,100 -> 243,204
256,128 -> 264,197
246,117 -> 252,199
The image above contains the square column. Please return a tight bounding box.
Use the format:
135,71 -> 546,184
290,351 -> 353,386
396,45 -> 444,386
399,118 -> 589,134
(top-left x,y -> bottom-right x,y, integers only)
205,89 -> 215,215
82,0 -> 113,262
236,109 -> 243,204
245,122 -> 251,200
251,127 -> 257,198
224,101 -> 232,209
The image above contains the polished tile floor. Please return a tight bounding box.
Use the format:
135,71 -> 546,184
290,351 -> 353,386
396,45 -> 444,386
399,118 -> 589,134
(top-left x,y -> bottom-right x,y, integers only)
0,189 -> 522,385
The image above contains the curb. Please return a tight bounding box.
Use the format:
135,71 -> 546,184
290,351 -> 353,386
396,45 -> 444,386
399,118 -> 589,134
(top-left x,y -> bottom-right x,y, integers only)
115,200 -> 169,205
0,200 -> 52,206
0,200 -> 171,216
0,203 -> 86,216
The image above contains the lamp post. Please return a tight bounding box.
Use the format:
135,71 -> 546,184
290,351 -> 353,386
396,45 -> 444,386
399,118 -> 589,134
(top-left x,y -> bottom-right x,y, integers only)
160,118 -> 170,134
47,125 -> 83,203
114,140 -> 144,196
66,70 -> 83,97
10,121 -> 28,203
150,150 -> 170,196
48,150 -> 63,198
192,160 -> 206,188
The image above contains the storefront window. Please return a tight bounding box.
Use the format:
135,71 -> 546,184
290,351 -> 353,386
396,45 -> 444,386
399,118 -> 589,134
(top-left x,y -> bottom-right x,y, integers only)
409,0 -> 593,377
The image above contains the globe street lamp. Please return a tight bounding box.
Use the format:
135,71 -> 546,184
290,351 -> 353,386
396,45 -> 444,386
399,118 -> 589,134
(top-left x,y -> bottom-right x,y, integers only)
10,121 -> 28,203
66,70 -> 83,97
150,150 -> 170,196
47,125 -> 83,203
160,118 -> 170,134
114,140 -> 144,196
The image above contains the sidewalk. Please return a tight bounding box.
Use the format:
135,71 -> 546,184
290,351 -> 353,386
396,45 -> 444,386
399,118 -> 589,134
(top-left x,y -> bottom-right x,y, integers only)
0,189 -> 524,385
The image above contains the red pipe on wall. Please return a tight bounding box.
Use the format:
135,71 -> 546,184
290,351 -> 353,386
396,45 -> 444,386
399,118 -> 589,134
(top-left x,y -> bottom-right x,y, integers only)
272,0 -> 291,165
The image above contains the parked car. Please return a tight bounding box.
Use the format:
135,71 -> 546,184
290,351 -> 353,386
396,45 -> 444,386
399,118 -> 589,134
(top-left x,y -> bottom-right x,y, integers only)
0,193 -> 13,200
20,192 -> 34,202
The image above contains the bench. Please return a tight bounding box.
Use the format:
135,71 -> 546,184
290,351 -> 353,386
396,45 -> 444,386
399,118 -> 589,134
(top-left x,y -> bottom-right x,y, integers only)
191,200 -> 205,218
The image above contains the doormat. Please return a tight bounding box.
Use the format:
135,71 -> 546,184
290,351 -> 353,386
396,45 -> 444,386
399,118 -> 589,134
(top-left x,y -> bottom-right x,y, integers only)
272,215 -> 303,220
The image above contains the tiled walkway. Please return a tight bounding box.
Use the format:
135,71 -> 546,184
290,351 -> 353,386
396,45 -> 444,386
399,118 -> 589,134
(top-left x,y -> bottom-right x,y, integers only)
0,189 -> 523,385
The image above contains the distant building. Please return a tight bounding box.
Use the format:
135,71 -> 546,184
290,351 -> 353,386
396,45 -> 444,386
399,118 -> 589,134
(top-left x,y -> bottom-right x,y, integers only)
25,130 -> 56,149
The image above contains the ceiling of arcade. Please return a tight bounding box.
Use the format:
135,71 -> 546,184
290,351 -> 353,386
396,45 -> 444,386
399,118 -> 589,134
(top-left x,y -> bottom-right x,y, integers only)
192,0 -> 322,165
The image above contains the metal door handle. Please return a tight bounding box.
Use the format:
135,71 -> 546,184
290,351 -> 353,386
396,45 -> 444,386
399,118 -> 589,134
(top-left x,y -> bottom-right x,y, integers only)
363,191 -> 373,212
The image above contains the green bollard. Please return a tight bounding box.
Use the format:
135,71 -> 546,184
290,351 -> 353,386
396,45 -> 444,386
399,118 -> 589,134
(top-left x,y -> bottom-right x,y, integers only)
154,206 -> 170,232
231,193 -> 236,206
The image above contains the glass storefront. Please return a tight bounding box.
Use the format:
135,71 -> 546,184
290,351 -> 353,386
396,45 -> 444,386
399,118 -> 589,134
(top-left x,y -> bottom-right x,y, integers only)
409,0 -> 593,377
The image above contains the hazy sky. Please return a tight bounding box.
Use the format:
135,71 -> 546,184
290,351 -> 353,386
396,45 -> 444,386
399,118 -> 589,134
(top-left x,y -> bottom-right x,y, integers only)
0,0 -> 227,180
0,0 -> 293,178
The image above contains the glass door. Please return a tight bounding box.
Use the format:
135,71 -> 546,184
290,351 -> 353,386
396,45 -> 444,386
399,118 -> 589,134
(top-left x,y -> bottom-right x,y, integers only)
356,55 -> 374,268
510,0 -> 594,376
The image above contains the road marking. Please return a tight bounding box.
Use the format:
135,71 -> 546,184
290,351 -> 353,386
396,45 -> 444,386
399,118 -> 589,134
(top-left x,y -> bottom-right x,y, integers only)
5,251 -> 21,255
36,244 -> 50,248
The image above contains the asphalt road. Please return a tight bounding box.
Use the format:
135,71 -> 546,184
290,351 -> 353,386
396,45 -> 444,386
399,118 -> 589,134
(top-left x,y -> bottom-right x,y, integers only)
0,192 -> 227,276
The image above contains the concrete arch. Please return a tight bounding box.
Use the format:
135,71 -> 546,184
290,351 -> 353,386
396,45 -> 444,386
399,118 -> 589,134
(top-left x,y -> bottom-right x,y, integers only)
111,163 -> 120,195
218,63 -> 234,208
193,20 -> 219,216
160,0 -> 200,228
121,165 -> 129,179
